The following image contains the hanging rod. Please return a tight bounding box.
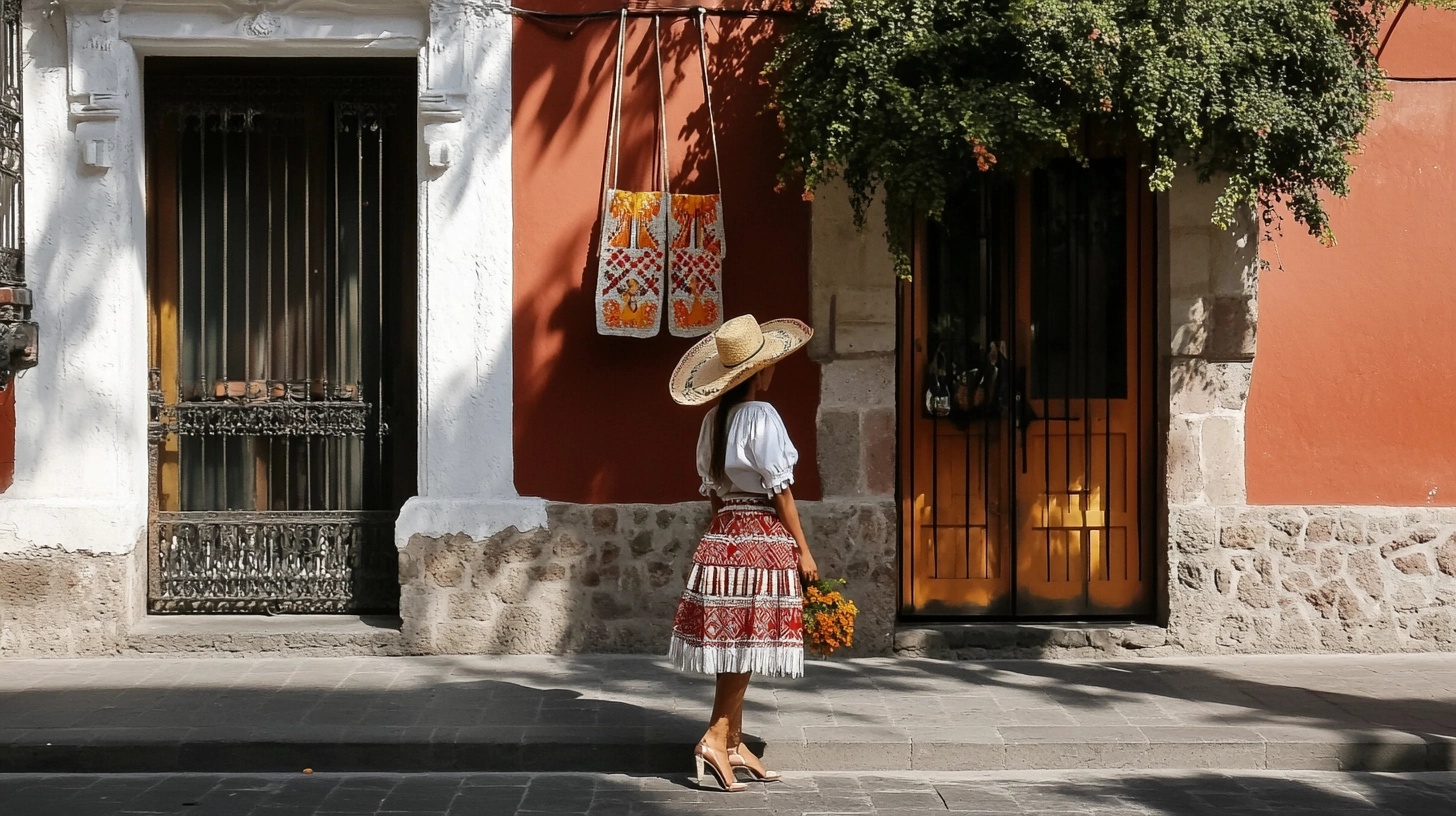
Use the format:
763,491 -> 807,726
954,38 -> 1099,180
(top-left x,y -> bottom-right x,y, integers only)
501,3 -> 797,21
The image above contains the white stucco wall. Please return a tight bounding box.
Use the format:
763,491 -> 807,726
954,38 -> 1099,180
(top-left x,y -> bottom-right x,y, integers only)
0,0 -> 543,558
1,2 -> 149,555
396,1 -> 549,542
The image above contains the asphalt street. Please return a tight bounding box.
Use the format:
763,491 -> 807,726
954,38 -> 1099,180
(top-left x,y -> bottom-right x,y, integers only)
1,770 -> 1453,816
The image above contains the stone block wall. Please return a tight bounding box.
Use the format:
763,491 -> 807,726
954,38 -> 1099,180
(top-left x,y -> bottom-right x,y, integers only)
398,499 -> 898,657
0,546 -> 143,656
1168,506 -> 1456,652
808,182 -> 898,500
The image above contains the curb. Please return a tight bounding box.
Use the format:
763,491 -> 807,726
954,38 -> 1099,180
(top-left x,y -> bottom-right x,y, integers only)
4,729 -> 1452,774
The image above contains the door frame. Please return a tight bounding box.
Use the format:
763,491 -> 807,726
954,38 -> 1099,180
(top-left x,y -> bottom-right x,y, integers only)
897,161 -> 1159,621
143,57 -> 419,615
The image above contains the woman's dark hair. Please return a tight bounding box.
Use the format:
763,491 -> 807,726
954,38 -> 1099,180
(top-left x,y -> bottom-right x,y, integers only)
710,378 -> 756,484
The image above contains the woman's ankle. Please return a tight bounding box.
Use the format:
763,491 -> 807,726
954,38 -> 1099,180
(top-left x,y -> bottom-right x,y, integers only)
700,729 -> 731,751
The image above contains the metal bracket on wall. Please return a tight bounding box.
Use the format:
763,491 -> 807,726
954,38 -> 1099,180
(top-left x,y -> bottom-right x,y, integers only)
0,317 -> 37,390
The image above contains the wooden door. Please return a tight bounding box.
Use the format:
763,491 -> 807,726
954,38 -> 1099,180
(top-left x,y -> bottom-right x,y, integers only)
900,158 -> 1154,618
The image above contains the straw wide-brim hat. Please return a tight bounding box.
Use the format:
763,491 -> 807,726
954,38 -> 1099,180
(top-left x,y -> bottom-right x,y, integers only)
669,315 -> 813,406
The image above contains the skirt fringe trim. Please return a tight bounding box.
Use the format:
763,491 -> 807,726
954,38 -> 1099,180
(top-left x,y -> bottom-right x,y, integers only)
668,636 -> 804,679
683,563 -> 800,597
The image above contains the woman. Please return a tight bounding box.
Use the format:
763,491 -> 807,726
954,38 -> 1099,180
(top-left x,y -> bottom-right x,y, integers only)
666,314 -> 819,793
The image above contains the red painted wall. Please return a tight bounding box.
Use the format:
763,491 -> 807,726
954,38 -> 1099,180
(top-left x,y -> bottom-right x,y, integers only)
0,383 -> 13,493
512,3 -> 819,504
1246,15 -> 1456,506
1379,7 -> 1456,80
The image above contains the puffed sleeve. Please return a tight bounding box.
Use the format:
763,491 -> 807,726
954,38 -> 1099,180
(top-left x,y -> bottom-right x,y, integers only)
740,403 -> 799,495
695,408 -> 718,497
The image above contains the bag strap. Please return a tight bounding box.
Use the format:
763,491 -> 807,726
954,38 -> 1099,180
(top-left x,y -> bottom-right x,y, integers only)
695,8 -> 723,200
602,8 -> 628,219
653,14 -> 669,196
653,15 -> 671,279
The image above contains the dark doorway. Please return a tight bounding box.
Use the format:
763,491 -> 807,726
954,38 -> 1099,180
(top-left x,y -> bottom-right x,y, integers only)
145,58 -> 417,614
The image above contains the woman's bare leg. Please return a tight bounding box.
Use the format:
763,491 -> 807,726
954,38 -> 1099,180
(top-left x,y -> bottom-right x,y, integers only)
724,675 -> 779,779
728,686 -> 744,753
696,672 -> 751,787
702,671 -> 751,751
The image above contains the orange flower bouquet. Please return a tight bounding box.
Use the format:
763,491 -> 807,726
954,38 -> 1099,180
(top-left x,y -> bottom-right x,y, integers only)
802,578 -> 859,657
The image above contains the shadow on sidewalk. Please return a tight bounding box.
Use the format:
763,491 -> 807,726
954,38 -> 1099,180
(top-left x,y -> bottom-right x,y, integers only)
0,669 -> 731,776
928,770 -> 1456,815
876,657 -> 1456,738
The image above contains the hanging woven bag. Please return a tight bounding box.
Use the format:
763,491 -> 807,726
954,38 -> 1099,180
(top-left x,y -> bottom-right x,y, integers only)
595,12 -> 671,338
667,8 -> 726,338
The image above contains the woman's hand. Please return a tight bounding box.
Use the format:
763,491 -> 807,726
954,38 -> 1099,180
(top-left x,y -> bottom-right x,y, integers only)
771,487 -> 818,584
798,549 -> 819,585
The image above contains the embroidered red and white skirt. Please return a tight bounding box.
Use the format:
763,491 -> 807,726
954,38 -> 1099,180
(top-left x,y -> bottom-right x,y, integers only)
668,497 -> 805,678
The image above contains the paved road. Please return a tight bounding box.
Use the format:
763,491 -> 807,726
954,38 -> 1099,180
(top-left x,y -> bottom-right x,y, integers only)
1,771 -> 1453,815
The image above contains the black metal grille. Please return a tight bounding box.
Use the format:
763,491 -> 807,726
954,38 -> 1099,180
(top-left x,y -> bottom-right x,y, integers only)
1025,160 -> 1137,609
146,60 -> 417,614
0,0 -> 35,389
152,512 -> 398,614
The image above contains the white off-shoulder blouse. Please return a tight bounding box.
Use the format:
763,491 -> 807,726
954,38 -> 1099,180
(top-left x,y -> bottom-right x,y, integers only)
696,401 -> 799,497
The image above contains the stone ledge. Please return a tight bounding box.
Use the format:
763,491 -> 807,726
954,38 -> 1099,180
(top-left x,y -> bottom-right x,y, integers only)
894,623 -> 1170,660
3,725 -> 1450,773
125,615 -> 407,657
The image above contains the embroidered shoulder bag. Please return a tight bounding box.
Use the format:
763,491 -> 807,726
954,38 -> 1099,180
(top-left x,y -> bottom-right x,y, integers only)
595,12 -> 670,338
666,9 -> 727,338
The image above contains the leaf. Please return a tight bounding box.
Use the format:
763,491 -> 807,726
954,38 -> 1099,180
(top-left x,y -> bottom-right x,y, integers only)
768,0 -> 1403,249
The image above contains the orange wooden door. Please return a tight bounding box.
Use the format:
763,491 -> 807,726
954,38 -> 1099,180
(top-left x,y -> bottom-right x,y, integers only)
1011,159 -> 1155,617
899,181 -> 1017,616
900,158 -> 1154,618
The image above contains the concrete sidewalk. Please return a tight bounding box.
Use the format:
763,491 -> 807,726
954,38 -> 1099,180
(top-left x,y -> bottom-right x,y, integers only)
1,653 -> 1453,774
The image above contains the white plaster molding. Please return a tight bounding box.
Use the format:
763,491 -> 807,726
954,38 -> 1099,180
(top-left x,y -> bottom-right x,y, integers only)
409,1 -> 517,519
418,1 -> 471,169
394,497 -> 550,548
120,0 -> 431,14
119,9 -> 427,54
0,499 -> 147,556
419,93 -> 463,169
56,0 -> 437,164
241,9 -> 279,37
59,1 -> 123,168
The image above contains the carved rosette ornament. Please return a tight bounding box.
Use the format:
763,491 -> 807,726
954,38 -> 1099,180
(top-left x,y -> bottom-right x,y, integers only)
243,11 -> 281,38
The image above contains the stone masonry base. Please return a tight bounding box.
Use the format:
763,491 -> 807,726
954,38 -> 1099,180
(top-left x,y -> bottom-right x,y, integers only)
5,500 -> 1456,659
398,500 -> 899,657
1168,505 -> 1456,654
0,546 -> 143,657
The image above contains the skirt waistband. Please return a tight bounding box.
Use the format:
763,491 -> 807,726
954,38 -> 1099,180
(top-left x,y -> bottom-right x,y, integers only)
719,495 -> 773,511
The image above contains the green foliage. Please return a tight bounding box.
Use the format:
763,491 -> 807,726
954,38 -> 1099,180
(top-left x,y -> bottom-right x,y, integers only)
767,0 -> 1448,264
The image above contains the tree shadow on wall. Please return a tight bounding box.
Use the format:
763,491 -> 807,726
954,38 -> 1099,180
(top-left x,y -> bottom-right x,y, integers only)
510,8 -> 819,505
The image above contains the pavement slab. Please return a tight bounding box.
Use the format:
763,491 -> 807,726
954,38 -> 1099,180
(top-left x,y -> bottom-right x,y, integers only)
1,654 -> 1454,773
2,771 -> 1456,816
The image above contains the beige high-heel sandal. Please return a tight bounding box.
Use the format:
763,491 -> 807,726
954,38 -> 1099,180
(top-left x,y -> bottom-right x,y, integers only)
729,746 -> 782,782
694,742 -> 748,792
